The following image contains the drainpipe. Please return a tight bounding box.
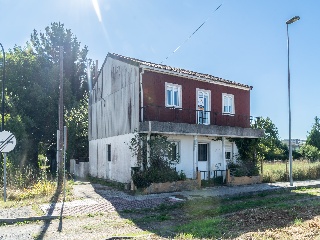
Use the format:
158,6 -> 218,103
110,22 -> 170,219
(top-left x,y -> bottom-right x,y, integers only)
146,121 -> 151,170
139,68 -> 145,122
193,135 -> 198,179
222,137 -> 226,180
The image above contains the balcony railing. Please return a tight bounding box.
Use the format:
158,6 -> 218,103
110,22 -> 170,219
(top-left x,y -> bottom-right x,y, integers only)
140,105 -> 252,128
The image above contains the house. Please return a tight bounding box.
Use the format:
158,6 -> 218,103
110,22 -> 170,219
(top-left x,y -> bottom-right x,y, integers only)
87,53 -> 264,184
282,139 -> 306,151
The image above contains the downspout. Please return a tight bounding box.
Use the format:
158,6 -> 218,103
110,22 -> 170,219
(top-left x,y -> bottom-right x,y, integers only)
193,135 -> 198,179
140,67 -> 149,170
146,121 -> 151,170
222,137 -> 226,180
140,67 -> 145,122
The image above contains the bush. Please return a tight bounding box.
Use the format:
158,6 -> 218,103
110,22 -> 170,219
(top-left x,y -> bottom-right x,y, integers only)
132,167 -> 187,189
129,133 -> 184,189
228,161 -> 259,177
132,171 -> 151,189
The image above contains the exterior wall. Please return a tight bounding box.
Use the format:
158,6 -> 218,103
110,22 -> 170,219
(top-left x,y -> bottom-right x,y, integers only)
141,70 -> 251,128
167,135 -> 194,178
89,133 -> 137,183
89,57 -> 140,140
70,159 -> 89,179
166,134 -> 238,179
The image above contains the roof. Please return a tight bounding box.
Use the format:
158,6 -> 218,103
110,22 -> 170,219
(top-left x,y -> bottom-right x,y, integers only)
104,52 -> 252,90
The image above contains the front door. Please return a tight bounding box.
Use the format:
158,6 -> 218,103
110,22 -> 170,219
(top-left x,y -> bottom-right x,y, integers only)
198,143 -> 209,179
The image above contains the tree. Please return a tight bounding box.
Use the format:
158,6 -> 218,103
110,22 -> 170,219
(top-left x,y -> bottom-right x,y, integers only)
230,117 -> 286,176
253,117 -> 287,160
299,144 -> 320,162
5,23 -> 91,168
306,116 -> 320,150
65,93 -> 89,161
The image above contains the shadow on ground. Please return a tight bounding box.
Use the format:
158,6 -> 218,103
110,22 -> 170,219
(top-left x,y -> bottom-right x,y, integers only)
90,183 -> 320,239
34,183 -> 63,240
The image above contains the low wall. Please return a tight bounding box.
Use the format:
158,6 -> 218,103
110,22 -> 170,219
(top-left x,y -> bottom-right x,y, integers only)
227,174 -> 262,186
70,159 -> 89,179
142,178 -> 200,194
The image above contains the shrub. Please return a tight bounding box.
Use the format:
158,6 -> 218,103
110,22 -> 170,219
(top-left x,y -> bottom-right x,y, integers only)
129,133 -> 183,189
228,160 -> 259,177
132,171 -> 151,189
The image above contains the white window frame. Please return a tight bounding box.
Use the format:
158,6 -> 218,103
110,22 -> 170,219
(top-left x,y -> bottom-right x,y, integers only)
196,89 -> 211,125
222,93 -> 235,115
225,144 -> 232,162
165,82 -> 182,108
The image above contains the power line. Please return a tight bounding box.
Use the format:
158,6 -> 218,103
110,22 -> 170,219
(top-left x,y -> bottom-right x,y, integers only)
161,3 -> 223,64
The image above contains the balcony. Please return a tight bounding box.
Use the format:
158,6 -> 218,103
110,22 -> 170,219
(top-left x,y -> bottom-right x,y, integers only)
140,105 -> 252,128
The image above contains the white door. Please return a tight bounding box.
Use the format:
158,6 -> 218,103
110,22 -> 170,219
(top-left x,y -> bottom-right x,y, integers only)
198,143 -> 209,179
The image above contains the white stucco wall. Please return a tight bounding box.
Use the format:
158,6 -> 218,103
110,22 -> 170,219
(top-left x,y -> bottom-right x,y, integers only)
166,135 -> 238,179
167,135 -> 194,178
89,133 -> 137,183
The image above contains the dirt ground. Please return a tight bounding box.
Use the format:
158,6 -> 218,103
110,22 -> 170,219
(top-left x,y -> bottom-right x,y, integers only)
1,181 -> 320,239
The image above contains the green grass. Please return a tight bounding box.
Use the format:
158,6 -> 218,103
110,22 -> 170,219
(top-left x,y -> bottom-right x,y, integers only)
171,187 -> 320,239
263,160 -> 320,182
119,187 -> 320,239
175,217 -> 229,239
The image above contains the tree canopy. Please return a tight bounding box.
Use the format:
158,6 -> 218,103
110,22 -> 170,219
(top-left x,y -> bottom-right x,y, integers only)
253,117 -> 287,160
306,116 -> 320,150
232,117 -> 288,175
4,22 -> 91,168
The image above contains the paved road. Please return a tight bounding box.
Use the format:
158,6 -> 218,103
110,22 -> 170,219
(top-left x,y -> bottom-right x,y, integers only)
1,179 -> 320,222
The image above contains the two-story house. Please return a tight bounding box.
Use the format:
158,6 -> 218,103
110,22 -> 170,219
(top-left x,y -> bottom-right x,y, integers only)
88,53 -> 263,183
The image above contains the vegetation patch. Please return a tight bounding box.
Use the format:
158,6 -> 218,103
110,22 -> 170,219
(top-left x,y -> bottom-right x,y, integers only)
263,160 -> 320,182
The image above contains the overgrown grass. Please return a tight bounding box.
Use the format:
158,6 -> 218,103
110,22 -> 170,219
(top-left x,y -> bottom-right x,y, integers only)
117,187 -> 320,239
172,187 -> 320,239
0,160 -> 75,207
263,160 -> 320,182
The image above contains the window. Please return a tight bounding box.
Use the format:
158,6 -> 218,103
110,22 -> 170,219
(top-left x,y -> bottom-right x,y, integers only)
197,89 -> 211,125
198,143 -> 208,161
222,93 -> 235,114
225,151 -> 231,160
225,144 -> 233,162
167,141 -> 179,161
166,83 -> 182,108
107,144 -> 111,161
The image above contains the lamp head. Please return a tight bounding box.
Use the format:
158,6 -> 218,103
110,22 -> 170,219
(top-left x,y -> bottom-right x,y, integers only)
286,16 -> 300,24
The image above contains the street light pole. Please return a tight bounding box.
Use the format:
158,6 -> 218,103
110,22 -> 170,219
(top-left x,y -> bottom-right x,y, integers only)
0,43 -> 4,131
286,16 -> 300,187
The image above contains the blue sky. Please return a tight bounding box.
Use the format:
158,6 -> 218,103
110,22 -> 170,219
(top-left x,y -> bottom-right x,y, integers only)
1,0 -> 319,140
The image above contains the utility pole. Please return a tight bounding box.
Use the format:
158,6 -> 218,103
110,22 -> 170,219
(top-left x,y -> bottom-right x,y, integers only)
58,46 -> 64,186
0,43 -> 5,132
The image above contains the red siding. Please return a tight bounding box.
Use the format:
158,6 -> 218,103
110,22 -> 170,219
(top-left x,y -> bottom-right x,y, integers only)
141,70 -> 251,128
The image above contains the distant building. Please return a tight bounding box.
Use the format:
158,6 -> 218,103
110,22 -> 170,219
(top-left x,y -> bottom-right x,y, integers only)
282,139 -> 306,151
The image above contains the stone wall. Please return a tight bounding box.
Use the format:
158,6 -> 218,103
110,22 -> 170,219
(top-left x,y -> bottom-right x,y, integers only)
226,169 -> 262,186
142,179 -> 200,194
